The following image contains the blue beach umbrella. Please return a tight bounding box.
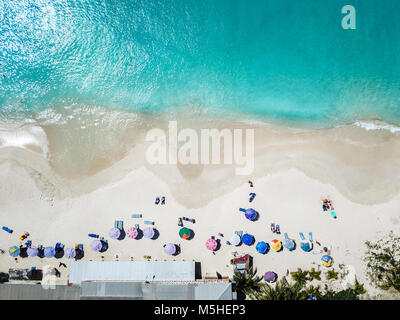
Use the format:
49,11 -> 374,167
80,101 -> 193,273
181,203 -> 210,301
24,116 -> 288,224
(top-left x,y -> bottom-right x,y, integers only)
301,242 -> 312,252
27,247 -> 38,257
242,234 -> 254,246
256,241 -> 269,254
44,246 -> 55,258
283,233 -> 296,251
239,208 -> 257,221
9,246 -> 20,257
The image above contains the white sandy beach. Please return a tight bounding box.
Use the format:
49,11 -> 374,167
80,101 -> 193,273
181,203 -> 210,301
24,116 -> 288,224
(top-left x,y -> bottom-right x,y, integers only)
1,117 -> 400,299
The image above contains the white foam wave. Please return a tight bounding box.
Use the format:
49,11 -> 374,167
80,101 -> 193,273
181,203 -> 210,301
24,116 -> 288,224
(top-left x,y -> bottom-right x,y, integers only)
354,121 -> 400,134
0,125 -> 49,155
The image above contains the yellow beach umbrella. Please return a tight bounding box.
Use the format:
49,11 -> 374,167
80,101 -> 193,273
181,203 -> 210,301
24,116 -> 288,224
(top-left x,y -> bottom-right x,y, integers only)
321,255 -> 333,267
270,239 -> 282,252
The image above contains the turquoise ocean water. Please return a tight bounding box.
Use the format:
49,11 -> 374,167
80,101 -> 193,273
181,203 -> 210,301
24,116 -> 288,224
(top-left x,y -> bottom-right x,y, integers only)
1,0 -> 400,128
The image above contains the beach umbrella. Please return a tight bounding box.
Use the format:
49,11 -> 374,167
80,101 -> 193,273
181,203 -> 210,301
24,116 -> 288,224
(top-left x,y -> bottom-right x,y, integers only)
27,247 -> 38,257
9,246 -> 20,257
240,208 -> 257,221
321,255 -> 333,267
179,227 -> 191,240
65,248 -> 76,259
164,243 -> 176,255
256,241 -> 269,254
109,227 -> 121,239
242,234 -> 254,246
126,227 -> 138,239
143,227 -> 155,239
44,246 -> 55,258
91,240 -> 103,252
283,238 -> 295,251
229,234 -> 241,246
270,239 -> 282,252
264,271 -> 277,283
206,238 -> 218,251
301,242 -> 312,252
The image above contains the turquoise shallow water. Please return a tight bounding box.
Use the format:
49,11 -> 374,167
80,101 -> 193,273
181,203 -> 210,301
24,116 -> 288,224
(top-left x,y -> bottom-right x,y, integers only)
1,0 -> 400,128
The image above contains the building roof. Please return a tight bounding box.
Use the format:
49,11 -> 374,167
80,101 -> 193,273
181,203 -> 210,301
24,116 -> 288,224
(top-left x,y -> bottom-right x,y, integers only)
69,261 -> 196,284
80,281 -> 233,300
0,283 -> 80,300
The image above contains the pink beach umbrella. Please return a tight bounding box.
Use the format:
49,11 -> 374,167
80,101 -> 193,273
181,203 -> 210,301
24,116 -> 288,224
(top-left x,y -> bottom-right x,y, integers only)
65,248 -> 76,259
27,247 -> 38,257
143,227 -> 155,239
109,227 -> 121,239
164,243 -> 176,255
126,227 -> 138,239
91,240 -> 103,252
206,238 -> 218,251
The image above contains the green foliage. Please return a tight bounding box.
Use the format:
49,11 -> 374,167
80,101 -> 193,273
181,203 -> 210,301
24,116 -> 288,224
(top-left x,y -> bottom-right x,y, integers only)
250,277 -> 307,300
315,279 -> 366,300
326,268 -> 338,280
232,267 -> 262,296
364,231 -> 400,292
308,268 -> 321,281
290,268 -> 309,287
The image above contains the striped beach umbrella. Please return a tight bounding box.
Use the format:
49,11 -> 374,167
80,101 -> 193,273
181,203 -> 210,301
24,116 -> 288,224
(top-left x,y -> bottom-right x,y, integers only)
164,243 -> 176,255
27,247 -> 38,257
143,227 -> 155,239
270,239 -> 282,252
322,255 -> 333,267
65,248 -> 76,259
179,227 -> 191,240
206,238 -> 218,251
242,234 -> 254,246
126,227 -> 138,239
9,246 -> 20,257
91,240 -> 103,252
256,241 -> 269,254
44,246 -> 55,258
109,227 -> 121,239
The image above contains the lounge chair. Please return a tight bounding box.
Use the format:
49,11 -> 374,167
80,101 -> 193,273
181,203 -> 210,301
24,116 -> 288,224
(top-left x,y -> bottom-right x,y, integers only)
309,232 -> 313,242
299,232 -> 305,241
144,220 -> 154,225
118,221 -> 123,230
131,214 -> 142,218
235,231 -> 243,237
114,220 -> 118,228
331,211 -> 337,219
284,233 -> 289,240
134,224 -> 139,229
275,225 -> 281,234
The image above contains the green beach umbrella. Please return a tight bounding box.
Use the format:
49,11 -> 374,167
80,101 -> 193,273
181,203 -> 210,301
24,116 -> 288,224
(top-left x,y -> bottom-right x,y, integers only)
179,227 -> 191,240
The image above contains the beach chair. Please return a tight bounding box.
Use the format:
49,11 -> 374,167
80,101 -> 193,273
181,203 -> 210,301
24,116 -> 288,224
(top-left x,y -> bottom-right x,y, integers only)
2,226 -> 12,234
331,211 -> 337,219
284,233 -> 289,240
309,232 -> 313,242
313,249 -> 322,255
299,232 -> 305,241
114,220 -> 118,228
118,221 -> 123,230
134,224 -> 139,229
78,244 -> 83,250
88,234 -> 98,238
144,220 -> 154,225
275,225 -> 281,234
131,214 -> 142,218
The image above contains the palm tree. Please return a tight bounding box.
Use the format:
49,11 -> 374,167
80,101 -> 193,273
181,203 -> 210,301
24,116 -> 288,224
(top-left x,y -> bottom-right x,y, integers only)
378,268 -> 400,292
233,267 -> 262,296
290,268 -> 309,288
251,277 -> 307,300
326,268 -> 339,280
308,268 -> 321,281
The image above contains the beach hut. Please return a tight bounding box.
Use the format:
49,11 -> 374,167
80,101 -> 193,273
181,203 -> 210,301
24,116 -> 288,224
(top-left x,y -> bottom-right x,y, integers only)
164,243 -> 176,255
301,242 -> 312,252
229,234 -> 241,246
27,247 -> 38,257
205,238 -> 218,251
179,227 -> 191,240
283,233 -> 296,251
242,234 -> 254,246
270,239 -> 282,252
9,246 -> 20,257
65,248 -> 76,259
264,271 -> 277,283
321,255 -> 333,267
109,227 -> 121,240
126,227 -> 139,239
44,246 -> 55,258
91,240 -> 103,252
256,241 -> 269,254
239,208 -> 257,221
143,227 -> 155,239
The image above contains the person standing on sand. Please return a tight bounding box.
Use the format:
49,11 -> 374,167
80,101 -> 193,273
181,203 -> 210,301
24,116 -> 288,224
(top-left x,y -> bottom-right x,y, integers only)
248,180 -> 253,187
